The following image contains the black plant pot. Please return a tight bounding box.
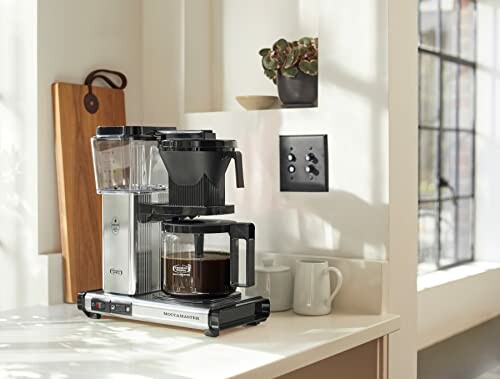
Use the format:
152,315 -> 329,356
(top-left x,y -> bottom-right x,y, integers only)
277,71 -> 318,108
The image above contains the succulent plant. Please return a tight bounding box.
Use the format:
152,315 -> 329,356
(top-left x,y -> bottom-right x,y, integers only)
259,37 -> 318,83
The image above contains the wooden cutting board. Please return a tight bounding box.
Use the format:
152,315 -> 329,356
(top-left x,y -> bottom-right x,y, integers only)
52,82 -> 126,303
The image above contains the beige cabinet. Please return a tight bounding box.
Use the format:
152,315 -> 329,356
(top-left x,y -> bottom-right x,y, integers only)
279,337 -> 388,379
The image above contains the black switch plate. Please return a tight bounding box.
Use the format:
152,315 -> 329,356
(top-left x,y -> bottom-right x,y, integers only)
280,135 -> 329,192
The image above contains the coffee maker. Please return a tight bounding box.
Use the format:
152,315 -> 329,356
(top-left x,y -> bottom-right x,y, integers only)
77,126 -> 270,337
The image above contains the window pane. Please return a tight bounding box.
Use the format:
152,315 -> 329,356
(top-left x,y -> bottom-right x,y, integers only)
443,61 -> 458,127
418,0 -> 476,275
440,200 -> 457,267
457,199 -> 474,261
419,130 -> 439,200
441,131 -> 457,198
441,0 -> 459,56
420,53 -> 440,127
459,66 -> 474,129
420,0 -> 440,50
419,203 -> 439,273
460,0 -> 476,61
458,132 -> 473,196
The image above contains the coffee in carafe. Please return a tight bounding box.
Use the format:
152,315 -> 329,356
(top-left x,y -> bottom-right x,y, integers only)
161,219 -> 255,298
162,252 -> 234,297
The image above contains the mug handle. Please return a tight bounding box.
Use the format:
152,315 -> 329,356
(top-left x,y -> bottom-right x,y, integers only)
326,267 -> 344,306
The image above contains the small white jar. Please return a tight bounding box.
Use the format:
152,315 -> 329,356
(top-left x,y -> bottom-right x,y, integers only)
246,257 -> 293,312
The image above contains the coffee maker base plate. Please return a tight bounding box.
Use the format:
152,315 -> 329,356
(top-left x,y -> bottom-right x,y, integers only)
77,290 -> 270,337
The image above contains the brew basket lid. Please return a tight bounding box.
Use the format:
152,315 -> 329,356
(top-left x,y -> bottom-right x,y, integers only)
159,130 -> 237,151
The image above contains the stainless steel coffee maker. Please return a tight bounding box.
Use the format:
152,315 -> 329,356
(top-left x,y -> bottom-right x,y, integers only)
77,126 -> 269,337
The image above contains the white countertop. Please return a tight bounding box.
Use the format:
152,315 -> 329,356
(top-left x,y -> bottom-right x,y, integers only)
0,304 -> 399,379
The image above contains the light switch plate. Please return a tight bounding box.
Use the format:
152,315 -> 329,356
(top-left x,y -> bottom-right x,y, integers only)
279,135 -> 329,192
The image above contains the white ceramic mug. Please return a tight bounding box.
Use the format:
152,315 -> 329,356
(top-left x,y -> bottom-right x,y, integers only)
293,259 -> 343,316
245,258 -> 293,312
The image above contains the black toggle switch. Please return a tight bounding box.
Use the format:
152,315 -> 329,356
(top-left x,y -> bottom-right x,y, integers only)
288,165 -> 296,173
305,165 -> 319,175
287,153 -> 296,162
305,153 -> 318,164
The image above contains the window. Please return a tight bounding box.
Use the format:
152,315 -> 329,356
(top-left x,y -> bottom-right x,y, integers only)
418,0 -> 477,274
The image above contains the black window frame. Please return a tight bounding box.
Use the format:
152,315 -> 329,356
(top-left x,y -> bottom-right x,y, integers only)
418,0 -> 477,273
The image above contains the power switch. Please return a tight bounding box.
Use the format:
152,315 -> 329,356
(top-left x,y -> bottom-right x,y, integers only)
91,299 -> 110,313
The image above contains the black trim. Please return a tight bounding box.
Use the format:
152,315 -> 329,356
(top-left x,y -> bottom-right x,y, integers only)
206,296 -> 270,337
77,290 -> 271,337
162,219 -> 236,234
160,139 -> 237,152
418,47 -> 476,68
96,126 -> 176,140
138,204 -> 235,222
77,292 -> 101,319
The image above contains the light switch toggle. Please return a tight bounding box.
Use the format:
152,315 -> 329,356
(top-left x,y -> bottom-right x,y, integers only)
305,153 -> 318,164
305,165 -> 319,175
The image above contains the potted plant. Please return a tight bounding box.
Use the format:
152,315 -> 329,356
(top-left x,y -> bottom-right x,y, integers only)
259,37 -> 318,107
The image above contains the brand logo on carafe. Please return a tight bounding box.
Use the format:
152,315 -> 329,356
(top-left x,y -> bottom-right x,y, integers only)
173,264 -> 191,276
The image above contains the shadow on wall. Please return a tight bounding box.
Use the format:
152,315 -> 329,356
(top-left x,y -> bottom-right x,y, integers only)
0,0 -> 37,310
182,0 -> 389,261
291,191 -> 388,260
196,108 -> 389,261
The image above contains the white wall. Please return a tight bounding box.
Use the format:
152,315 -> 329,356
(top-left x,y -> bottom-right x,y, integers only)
184,0 -> 214,113
0,0 -> 48,311
143,0 -> 183,125
182,0 -> 389,261
0,0 -> 144,311
37,0 -> 144,255
476,0 -> 500,261
141,0 -> 390,260
209,0 -> 320,112
418,264 -> 500,349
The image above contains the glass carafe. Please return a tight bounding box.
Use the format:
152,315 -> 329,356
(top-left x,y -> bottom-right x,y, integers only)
161,220 -> 255,298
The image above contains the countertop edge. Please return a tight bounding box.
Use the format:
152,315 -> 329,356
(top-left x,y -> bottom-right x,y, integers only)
233,314 -> 400,379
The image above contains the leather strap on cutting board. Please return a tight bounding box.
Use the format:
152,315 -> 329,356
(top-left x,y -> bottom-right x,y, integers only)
52,70 -> 127,303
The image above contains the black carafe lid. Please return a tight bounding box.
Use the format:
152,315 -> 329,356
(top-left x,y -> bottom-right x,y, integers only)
162,219 -> 236,234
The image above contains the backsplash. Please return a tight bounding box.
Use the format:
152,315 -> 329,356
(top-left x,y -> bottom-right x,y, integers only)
251,252 -> 386,314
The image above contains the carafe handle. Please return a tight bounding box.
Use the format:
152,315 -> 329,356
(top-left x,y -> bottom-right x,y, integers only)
229,223 -> 255,287
228,151 -> 244,188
